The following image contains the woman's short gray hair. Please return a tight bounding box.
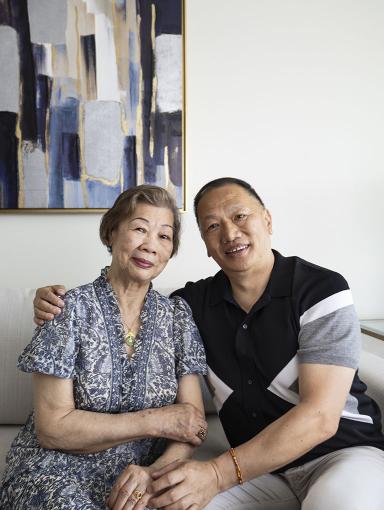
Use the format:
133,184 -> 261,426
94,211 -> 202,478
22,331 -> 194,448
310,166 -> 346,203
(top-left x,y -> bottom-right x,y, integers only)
100,185 -> 181,257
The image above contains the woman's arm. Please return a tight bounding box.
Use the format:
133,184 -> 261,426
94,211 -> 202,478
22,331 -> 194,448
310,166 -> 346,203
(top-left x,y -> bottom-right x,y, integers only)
150,373 -> 206,470
33,373 -> 207,454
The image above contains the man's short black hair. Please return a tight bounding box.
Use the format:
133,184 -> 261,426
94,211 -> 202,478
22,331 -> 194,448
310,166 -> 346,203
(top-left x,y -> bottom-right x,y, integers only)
193,177 -> 265,224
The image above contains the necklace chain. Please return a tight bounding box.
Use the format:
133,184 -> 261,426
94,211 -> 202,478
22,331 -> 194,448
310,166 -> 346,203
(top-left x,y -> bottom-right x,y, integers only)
121,315 -> 140,348
105,270 -> 142,349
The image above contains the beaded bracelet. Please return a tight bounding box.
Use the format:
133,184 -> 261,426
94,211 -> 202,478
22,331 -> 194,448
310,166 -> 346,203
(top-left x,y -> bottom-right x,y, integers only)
229,447 -> 243,485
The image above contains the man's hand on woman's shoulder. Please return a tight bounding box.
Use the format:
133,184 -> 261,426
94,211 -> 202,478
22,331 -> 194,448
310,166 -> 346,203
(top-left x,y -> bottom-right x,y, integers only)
33,285 -> 67,326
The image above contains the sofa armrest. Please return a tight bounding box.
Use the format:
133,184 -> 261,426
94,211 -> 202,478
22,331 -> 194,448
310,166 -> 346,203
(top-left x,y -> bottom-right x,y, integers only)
359,350 -> 384,430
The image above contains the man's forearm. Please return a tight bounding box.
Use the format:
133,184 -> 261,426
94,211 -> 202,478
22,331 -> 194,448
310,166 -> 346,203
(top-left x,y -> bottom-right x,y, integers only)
213,401 -> 337,491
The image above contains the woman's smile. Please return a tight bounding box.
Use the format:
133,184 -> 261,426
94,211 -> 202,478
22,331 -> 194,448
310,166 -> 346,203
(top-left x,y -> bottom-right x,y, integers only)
132,257 -> 154,269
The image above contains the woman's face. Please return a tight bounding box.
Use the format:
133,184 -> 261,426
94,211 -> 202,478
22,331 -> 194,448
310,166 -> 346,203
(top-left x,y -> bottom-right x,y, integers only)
110,203 -> 175,284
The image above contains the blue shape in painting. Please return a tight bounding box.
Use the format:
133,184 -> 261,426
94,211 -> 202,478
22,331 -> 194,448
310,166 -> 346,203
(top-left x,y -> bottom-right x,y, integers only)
129,64 -> 139,124
123,136 -> 137,189
62,133 -> 80,180
35,75 -> 52,152
153,0 -> 181,35
64,180 -> 84,208
86,180 -> 121,209
48,98 -> 79,208
0,112 -> 19,208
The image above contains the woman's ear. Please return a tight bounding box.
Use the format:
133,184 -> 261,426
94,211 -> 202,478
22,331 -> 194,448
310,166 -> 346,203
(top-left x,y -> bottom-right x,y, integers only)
107,230 -> 116,253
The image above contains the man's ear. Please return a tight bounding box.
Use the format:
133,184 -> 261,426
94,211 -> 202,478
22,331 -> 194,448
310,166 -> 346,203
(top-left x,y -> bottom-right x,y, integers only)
264,209 -> 273,235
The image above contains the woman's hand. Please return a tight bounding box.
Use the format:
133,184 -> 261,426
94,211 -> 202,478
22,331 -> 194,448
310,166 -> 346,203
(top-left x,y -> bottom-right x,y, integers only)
107,465 -> 153,510
154,403 -> 208,446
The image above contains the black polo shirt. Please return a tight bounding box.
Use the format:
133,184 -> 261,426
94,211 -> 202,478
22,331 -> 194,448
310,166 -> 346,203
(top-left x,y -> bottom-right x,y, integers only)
173,250 -> 384,470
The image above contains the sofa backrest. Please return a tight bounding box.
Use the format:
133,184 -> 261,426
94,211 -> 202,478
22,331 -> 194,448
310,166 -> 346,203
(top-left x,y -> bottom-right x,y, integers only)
1,288 -> 383,425
0,289 -> 36,424
0,287 -> 216,425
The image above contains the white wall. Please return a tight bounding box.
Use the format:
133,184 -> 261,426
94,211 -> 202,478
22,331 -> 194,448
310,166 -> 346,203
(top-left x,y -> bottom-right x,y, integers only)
0,0 -> 383,318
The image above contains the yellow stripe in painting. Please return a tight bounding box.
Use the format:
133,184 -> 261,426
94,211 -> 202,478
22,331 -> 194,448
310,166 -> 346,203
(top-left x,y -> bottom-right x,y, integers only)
75,4 -> 81,97
83,173 -> 121,187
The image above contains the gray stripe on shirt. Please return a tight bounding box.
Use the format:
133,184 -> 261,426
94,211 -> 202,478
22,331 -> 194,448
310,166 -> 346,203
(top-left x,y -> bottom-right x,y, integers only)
298,305 -> 361,369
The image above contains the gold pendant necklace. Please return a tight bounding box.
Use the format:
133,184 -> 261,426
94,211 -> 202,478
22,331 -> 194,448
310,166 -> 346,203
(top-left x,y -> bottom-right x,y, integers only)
125,330 -> 136,347
122,315 -> 140,349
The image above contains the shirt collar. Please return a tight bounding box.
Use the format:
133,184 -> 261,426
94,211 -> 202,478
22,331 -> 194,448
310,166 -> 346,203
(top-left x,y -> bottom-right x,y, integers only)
208,250 -> 293,306
267,250 -> 294,297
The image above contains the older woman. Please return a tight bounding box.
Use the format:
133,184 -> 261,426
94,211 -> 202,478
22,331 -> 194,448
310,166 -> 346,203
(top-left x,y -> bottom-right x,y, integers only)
0,185 -> 207,510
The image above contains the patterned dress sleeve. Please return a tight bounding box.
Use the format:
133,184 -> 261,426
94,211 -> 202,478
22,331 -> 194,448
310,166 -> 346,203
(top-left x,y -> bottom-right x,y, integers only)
18,289 -> 80,378
172,296 -> 207,378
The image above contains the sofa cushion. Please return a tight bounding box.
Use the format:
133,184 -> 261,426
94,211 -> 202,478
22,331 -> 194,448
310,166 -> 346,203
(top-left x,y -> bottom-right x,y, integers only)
0,425 -> 20,477
0,289 -> 35,424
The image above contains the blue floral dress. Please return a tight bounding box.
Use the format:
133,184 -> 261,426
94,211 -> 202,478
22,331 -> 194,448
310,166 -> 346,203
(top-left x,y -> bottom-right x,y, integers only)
0,268 -> 207,509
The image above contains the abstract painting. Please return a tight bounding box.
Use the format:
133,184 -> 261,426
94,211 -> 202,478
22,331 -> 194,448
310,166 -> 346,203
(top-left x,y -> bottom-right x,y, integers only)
0,0 -> 184,211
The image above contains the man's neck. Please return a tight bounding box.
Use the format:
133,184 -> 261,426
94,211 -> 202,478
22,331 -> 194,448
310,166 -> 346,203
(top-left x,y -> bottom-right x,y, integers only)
228,251 -> 275,313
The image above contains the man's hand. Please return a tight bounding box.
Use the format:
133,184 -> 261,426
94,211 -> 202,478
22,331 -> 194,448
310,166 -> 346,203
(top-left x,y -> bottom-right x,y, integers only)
149,459 -> 220,510
155,403 -> 208,446
108,465 -> 153,510
33,285 -> 66,326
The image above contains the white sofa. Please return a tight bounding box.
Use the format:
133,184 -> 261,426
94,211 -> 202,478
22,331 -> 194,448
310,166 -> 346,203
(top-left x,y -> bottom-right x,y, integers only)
1,288 -> 384,478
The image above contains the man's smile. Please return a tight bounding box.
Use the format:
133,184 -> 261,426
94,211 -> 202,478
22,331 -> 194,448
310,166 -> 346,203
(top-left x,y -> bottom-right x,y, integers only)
224,244 -> 250,256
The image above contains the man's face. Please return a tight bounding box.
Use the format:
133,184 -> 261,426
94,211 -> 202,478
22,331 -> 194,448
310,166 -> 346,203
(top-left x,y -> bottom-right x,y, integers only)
196,184 -> 273,276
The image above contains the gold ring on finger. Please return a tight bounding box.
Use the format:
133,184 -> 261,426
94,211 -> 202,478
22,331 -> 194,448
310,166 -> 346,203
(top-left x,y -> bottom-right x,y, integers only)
197,427 -> 207,441
130,489 -> 143,503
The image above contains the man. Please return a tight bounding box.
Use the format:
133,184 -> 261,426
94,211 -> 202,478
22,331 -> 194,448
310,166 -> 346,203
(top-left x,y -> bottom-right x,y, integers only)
34,178 -> 384,509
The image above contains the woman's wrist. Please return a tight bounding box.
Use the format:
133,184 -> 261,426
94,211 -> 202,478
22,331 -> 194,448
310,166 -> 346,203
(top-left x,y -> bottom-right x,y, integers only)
150,441 -> 194,472
137,407 -> 162,438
